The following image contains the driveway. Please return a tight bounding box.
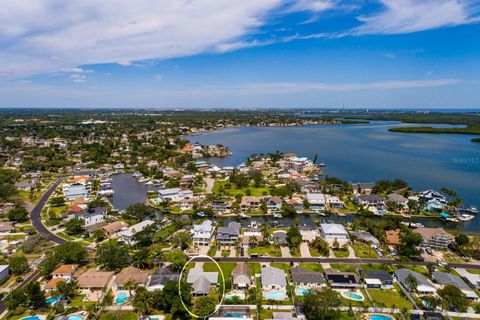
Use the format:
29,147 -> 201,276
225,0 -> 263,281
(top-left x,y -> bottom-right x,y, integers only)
280,246 -> 292,258
205,177 -> 215,194
347,246 -> 356,258
300,243 -> 311,257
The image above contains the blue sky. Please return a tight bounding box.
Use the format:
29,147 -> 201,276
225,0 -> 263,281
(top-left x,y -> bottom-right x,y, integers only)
0,0 -> 479,108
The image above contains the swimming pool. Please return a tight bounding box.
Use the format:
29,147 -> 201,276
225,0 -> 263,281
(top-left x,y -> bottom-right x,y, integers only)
264,291 -> 287,300
223,312 -> 248,318
226,293 -> 246,300
295,288 -> 311,296
21,317 -> 41,320
68,315 -> 84,320
341,290 -> 364,301
115,292 -> 129,304
368,314 -> 394,320
45,295 -> 62,304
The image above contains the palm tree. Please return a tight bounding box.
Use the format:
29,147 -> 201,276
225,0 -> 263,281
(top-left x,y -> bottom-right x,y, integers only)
405,274 -> 418,292
124,279 -> 137,299
249,235 -> 258,247
132,287 -> 153,316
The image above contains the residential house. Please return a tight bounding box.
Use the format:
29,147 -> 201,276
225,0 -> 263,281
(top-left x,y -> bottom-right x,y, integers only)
192,220 -> 215,246
14,179 -> 36,191
211,200 -> 232,214
319,223 -> 349,242
263,197 -> 282,213
299,228 -> 320,243
387,193 -> 408,210
385,229 -> 401,246
51,264 -> 80,281
351,182 -> 374,195
456,269 -> 480,291
232,263 -> 252,289
299,181 -> 321,193
158,188 -> 193,202
44,278 -> 66,292
432,271 -> 478,300
272,230 -> 288,245
240,196 -> 262,212
325,195 -> 345,209
102,221 -> 128,237
290,266 -> 324,288
216,222 -> 241,245
413,227 -> 454,249
306,193 -> 326,212
147,266 -> 180,291
261,266 -> 287,291
349,231 -> 380,246
362,270 -> 393,289
75,207 -> 107,227
119,220 -> 155,244
324,268 -> 359,288
394,269 -> 436,294
355,194 -> 385,207
63,182 -> 89,200
113,266 -> 150,291
77,269 -> 114,296
187,267 -> 218,296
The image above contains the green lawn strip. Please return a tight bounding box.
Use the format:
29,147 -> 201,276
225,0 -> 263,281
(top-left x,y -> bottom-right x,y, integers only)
308,246 -> 320,257
213,181 -> 270,197
56,231 -> 76,241
204,262 -> 237,290
290,247 -> 301,257
248,245 -> 281,257
367,285 -> 414,310
246,262 -> 262,276
330,263 -> 357,273
466,269 -> 480,275
352,243 -> 377,258
333,249 -> 349,258
299,263 -> 324,273
403,265 -> 428,275
99,311 -> 137,320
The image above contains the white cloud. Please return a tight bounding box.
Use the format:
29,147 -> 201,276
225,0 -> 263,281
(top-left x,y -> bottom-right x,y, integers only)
69,74 -> 87,83
153,74 -> 163,82
202,78 -> 461,94
63,67 -> 93,73
353,0 -> 479,35
0,0 -> 282,78
287,0 -> 336,13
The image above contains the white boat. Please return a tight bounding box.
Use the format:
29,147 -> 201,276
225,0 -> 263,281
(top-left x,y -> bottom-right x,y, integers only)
458,214 -> 475,221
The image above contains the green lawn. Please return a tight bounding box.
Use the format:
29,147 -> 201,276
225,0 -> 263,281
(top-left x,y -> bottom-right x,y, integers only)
155,224 -> 177,240
99,312 -> 137,320
340,289 -> 372,308
330,263 -> 357,273
248,245 -> 281,257
204,262 -> 237,290
333,248 -> 349,258
367,285 -> 414,310
213,181 -> 270,197
246,262 -> 262,276
300,263 -> 324,273
352,243 -> 377,258
69,294 -> 96,307
404,265 -> 428,275
360,263 -> 392,272
466,269 -> 480,275
309,246 -> 320,257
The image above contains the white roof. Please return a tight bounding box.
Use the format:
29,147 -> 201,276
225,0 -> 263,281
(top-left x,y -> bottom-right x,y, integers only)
120,220 -> 154,237
187,267 -> 218,284
365,278 -> 382,285
159,188 -> 181,196
306,193 -> 325,203
320,223 -> 348,235
194,220 -> 213,232
0,265 -> 8,273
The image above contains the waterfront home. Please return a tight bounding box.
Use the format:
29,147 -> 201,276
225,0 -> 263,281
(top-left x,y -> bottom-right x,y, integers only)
261,266 -> 287,291
187,267 -> 218,296
77,269 -> 114,301
413,227 -> 454,249
102,221 -> 128,237
349,231 -> 380,246
299,181 -> 322,193
119,220 -> 155,244
299,228 -> 321,243
240,196 -> 262,212
290,266 -> 324,288
319,223 -> 349,243
306,193 -> 326,211
325,195 -> 345,209
263,196 -> 282,213
147,266 -> 180,291
394,269 -> 436,294
351,182 -> 374,195
387,193 -> 409,209
362,270 -> 393,289
432,271 -> 478,300
74,207 -> 107,227
211,200 -> 232,214
232,263 -> 252,289
113,266 -> 150,291
355,194 -> 385,208
419,190 -> 448,205
63,182 -> 89,200
192,220 -> 215,247
216,222 -> 241,245
158,188 -> 193,202
426,199 -> 445,212
0,265 -> 9,282
51,264 -> 80,281
385,229 -> 401,246
272,230 -> 288,245
324,268 -> 359,288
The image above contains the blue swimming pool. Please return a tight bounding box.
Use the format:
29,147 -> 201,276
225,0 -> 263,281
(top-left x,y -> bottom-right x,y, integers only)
68,315 -> 84,320
45,295 -> 61,304
21,317 -> 41,320
115,292 -> 129,304
295,288 -> 311,296
265,291 -> 287,300
369,314 -> 394,320
224,312 -> 247,318
341,291 -> 364,301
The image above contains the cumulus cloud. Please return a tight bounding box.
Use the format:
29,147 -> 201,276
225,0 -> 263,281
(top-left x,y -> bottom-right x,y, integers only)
0,0 -> 282,78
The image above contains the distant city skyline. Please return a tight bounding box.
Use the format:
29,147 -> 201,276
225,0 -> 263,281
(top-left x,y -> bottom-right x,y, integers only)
1,0 -> 479,108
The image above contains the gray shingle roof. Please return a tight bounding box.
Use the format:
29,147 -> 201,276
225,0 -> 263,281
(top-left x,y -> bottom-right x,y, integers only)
394,268 -> 434,288
432,271 -> 470,290
261,266 -> 286,287
364,270 -> 392,282
290,266 -> 324,284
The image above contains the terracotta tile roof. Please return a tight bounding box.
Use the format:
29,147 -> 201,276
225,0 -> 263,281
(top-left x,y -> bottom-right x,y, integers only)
114,266 -> 149,287
52,264 -> 79,275
102,221 -> 128,235
45,278 -> 65,289
385,229 -> 401,245
77,269 -> 114,288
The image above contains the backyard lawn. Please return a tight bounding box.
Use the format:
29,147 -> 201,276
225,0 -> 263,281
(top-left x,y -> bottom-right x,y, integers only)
99,312 -> 137,320
367,286 -> 414,310
333,248 -> 349,258
353,243 -> 378,258
330,263 -> 357,273
204,262 -> 237,290
213,181 -> 270,197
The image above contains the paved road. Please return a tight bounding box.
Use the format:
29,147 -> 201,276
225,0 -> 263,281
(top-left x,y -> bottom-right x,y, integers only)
30,178 -> 66,244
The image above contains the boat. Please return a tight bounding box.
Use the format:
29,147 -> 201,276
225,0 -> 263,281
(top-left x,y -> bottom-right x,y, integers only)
461,206 -> 478,214
239,212 -> 248,218
457,214 -> 475,221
